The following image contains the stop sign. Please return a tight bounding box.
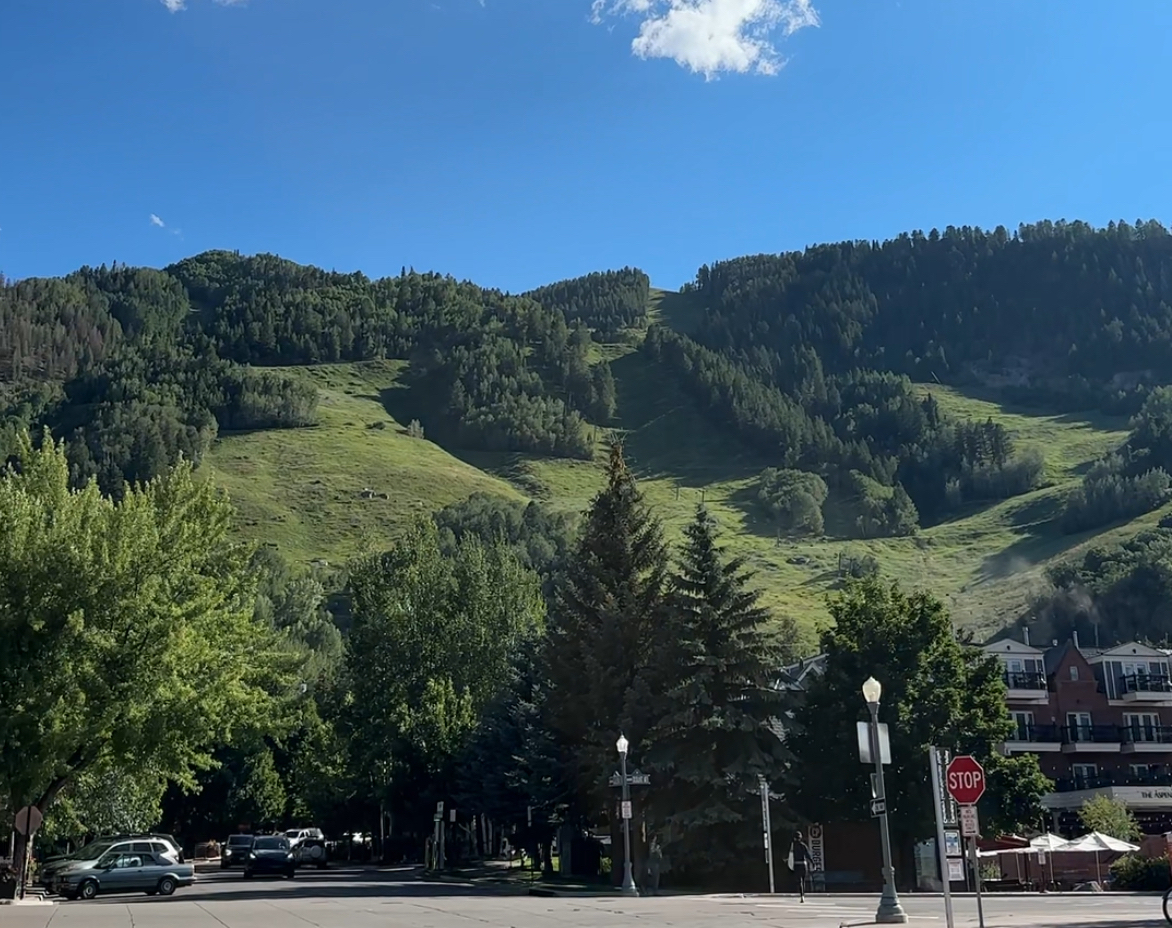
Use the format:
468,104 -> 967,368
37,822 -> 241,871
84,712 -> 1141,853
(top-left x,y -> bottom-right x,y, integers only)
946,755 -> 986,806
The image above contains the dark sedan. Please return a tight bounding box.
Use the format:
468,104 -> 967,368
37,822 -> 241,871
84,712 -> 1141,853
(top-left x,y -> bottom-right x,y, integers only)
243,835 -> 295,880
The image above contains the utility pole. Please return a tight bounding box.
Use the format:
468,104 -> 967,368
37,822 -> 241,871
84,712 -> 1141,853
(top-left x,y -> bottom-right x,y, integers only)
759,776 -> 775,893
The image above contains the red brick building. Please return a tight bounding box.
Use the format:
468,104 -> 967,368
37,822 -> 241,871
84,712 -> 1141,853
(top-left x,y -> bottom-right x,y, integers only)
983,634 -> 1172,834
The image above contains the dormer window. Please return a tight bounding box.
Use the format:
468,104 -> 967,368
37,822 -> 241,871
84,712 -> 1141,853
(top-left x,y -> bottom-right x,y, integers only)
1070,666 -> 1079,681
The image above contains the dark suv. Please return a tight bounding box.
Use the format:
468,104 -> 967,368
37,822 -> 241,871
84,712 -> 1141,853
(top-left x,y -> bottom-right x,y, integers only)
220,834 -> 255,869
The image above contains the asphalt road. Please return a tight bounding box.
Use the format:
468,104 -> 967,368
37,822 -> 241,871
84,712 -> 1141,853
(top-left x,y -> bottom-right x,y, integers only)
2,867 -> 1167,928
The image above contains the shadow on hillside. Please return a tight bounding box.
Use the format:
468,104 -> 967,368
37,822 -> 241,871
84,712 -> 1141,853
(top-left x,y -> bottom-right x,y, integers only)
928,381 -> 1130,432
651,289 -> 709,335
378,383 -> 425,429
1005,491 -> 1066,528
1048,407 -> 1131,433
610,352 -> 765,489
977,521 -> 1083,582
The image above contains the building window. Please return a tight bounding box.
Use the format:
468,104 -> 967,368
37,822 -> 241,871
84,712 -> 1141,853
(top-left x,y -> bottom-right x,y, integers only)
1124,712 -> 1160,742
1070,665 -> 1079,681
1130,764 -> 1154,780
1071,763 -> 1098,787
1011,711 -> 1035,740
1067,712 -> 1092,741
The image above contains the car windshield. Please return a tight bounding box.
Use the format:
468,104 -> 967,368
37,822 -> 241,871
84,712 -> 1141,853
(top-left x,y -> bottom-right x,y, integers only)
227,835 -> 253,846
254,837 -> 288,851
284,830 -> 301,839
70,841 -> 116,860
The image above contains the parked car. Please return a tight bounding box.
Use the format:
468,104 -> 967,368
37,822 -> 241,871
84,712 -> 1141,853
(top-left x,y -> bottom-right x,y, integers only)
42,837 -> 183,891
220,834 -> 255,869
52,848 -> 195,901
130,834 -> 184,863
243,835 -> 295,880
285,828 -> 328,869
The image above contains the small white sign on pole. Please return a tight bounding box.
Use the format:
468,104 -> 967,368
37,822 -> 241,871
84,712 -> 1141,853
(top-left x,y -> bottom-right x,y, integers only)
947,859 -> 965,882
959,806 -> 979,837
621,801 -> 632,820
856,721 -> 892,764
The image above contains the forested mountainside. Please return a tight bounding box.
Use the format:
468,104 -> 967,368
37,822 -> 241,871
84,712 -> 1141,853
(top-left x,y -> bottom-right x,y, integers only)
6,218 -> 1172,640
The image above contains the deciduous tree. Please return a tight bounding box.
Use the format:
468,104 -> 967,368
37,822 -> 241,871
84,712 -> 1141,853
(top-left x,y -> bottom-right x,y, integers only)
789,577 -> 1048,851
0,430 -> 297,841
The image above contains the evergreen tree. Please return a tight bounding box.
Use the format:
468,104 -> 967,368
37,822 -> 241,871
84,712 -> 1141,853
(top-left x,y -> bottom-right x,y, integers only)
543,442 -> 669,824
590,362 -> 618,422
646,506 -> 798,885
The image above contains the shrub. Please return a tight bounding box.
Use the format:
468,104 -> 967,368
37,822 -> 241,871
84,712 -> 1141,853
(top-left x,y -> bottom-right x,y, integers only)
1110,854 -> 1171,891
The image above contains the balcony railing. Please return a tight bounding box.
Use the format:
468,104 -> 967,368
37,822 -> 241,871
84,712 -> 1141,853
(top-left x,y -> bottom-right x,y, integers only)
1004,670 -> 1047,691
1009,723 -> 1062,743
1121,674 -> 1172,695
1063,724 -> 1122,744
1052,769 -> 1170,792
1121,725 -> 1172,745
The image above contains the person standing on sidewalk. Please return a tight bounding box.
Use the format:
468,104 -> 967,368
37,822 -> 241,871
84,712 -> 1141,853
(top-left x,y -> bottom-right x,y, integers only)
789,831 -> 813,902
644,837 -> 664,896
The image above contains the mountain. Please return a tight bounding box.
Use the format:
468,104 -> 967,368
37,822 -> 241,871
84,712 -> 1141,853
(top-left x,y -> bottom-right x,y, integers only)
4,219 -> 1172,647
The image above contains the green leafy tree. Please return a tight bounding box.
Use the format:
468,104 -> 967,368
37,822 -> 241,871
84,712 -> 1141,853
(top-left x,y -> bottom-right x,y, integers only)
646,506 -> 800,885
456,646 -> 567,865
1078,794 -> 1141,841
757,468 -> 828,535
229,747 -> 288,828
0,430 -> 297,843
345,518 -> 545,830
42,765 -> 168,842
790,577 -> 1047,852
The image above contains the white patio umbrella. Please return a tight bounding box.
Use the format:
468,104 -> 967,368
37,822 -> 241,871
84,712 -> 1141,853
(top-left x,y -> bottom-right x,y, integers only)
1030,833 -> 1070,852
1058,832 -> 1141,885
1028,833 -> 1069,888
977,833 -> 1071,887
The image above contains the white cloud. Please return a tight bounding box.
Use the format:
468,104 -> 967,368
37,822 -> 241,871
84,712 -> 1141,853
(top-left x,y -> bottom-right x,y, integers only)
591,0 -> 820,79
160,0 -> 248,12
150,214 -> 166,227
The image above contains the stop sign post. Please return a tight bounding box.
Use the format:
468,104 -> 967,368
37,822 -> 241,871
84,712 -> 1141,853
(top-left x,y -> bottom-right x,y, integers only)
945,755 -> 986,806
945,755 -> 987,928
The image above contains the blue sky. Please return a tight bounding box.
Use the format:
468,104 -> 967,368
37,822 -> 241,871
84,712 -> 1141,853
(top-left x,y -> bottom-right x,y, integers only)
3,0 -> 1171,292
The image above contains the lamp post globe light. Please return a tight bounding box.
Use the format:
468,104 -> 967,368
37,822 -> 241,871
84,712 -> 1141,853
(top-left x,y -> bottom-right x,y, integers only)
616,734 -> 638,896
863,677 -> 907,924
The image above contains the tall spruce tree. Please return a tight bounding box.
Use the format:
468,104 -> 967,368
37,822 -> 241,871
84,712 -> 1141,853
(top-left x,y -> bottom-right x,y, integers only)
646,505 -> 798,885
543,442 -> 669,829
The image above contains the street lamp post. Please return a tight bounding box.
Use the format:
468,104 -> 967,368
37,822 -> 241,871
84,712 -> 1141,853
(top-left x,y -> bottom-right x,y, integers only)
863,677 -> 908,925
616,734 -> 638,897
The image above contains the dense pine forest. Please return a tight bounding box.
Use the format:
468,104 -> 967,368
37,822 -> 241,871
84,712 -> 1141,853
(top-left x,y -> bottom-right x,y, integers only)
6,219 -> 1172,639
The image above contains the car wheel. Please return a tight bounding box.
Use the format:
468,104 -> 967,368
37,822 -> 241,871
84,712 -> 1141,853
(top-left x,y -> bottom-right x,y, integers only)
286,870 -> 295,879
78,880 -> 99,901
157,877 -> 177,897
